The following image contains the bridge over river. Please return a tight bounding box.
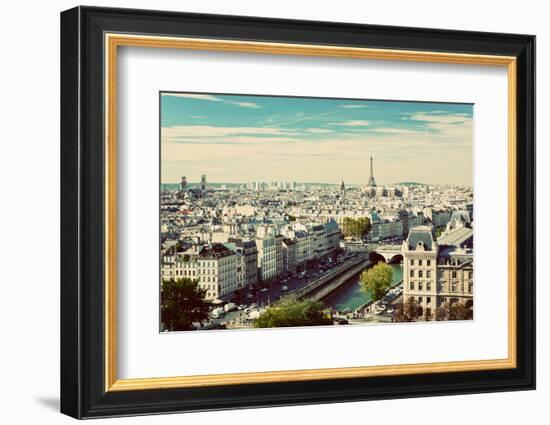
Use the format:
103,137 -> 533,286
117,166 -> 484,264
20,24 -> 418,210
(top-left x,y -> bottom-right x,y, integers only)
364,243 -> 403,264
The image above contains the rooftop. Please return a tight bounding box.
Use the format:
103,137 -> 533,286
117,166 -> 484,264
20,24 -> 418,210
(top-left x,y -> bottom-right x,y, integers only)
198,243 -> 235,259
406,226 -> 435,251
437,226 -> 474,247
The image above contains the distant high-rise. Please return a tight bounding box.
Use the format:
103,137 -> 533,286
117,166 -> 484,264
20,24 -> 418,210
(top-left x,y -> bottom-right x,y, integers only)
200,174 -> 207,193
340,180 -> 346,198
180,176 -> 187,191
367,155 -> 377,187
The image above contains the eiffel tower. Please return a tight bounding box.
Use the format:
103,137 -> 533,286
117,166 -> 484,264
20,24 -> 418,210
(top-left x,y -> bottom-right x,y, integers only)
367,155 -> 377,187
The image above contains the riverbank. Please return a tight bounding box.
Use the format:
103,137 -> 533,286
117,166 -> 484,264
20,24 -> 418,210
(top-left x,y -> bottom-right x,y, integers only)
321,264 -> 403,313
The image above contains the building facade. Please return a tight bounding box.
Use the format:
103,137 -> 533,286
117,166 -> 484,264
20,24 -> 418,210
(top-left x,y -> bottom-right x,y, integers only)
256,235 -> 277,282
161,243 -> 237,300
402,226 -> 439,318
402,225 -> 474,319
282,238 -> 297,273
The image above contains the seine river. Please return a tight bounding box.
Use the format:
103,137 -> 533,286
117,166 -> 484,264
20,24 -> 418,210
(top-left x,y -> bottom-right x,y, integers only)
322,263 -> 403,312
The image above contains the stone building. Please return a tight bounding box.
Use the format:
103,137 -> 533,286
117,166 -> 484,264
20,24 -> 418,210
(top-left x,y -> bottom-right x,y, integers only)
161,243 -> 237,300
402,226 -> 439,318
226,238 -> 258,288
256,235 -> 277,282
436,247 -> 474,308
402,224 -> 474,319
282,238 -> 297,273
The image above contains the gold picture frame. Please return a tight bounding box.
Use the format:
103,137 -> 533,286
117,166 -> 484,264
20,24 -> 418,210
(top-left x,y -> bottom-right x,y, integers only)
104,33 -> 517,392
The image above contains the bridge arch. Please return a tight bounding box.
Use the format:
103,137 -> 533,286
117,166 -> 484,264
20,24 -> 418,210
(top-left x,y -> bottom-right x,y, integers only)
388,254 -> 403,264
368,251 -> 387,264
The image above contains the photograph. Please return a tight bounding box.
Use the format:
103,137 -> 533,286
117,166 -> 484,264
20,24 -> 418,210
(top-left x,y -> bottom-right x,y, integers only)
159,92 -> 474,331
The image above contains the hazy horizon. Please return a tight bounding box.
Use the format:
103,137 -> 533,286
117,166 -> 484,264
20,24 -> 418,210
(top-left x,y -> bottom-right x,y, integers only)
161,92 -> 474,186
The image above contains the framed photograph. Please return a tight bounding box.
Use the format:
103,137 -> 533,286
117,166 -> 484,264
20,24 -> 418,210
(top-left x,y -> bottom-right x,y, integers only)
60,6 -> 535,419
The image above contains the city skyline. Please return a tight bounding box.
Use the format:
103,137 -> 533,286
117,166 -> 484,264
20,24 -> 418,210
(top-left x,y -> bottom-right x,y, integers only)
161,93 -> 473,186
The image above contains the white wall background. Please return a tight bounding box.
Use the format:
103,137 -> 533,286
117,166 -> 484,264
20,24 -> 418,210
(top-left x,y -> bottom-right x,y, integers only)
0,0 -> 545,423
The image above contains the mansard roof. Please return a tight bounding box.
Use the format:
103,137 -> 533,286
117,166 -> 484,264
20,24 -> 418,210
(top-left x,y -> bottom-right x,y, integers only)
406,225 -> 435,251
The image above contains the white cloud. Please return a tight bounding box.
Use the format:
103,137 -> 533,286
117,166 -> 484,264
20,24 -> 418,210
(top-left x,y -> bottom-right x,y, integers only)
230,101 -> 261,109
306,128 -> 333,134
409,112 -> 471,125
338,104 -> 368,109
329,120 -> 370,127
163,93 -> 223,102
407,112 -> 473,142
370,127 -> 421,134
162,125 -> 297,142
162,93 -> 261,109
266,111 -> 337,127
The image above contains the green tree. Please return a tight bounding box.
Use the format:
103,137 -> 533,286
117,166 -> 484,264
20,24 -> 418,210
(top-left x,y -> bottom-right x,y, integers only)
342,217 -> 372,239
161,278 -> 211,331
360,262 -> 393,302
253,296 -> 331,328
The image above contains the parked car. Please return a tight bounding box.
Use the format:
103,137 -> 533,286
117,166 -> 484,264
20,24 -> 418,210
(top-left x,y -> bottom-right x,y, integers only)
224,302 -> 237,312
281,285 -> 288,292
247,310 -> 261,320
211,308 -> 225,319
334,317 -> 349,325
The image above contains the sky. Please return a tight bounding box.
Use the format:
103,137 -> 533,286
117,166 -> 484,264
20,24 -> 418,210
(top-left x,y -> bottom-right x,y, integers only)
161,92 -> 473,186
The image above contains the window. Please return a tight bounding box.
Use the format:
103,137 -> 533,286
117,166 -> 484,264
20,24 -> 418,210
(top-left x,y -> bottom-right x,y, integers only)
418,270 -> 423,278
419,259 -> 423,266
409,282 -> 414,290
427,297 -> 431,304
427,270 -> 431,278
452,271 -> 457,278
410,270 -> 414,277
418,296 -> 423,303
419,282 -> 423,290
427,260 -> 431,266
426,307 -> 432,317
452,282 -> 457,292
427,282 -> 431,291
410,259 -> 414,266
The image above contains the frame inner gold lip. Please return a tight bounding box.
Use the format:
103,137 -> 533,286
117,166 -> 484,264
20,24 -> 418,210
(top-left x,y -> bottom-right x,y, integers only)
104,33 -> 517,392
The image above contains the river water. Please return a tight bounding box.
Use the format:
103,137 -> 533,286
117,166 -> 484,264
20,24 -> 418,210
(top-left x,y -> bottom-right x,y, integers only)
322,264 -> 403,312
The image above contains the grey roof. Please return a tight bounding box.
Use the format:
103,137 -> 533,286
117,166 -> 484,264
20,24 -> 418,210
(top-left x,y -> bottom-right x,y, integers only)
407,226 -> 435,251
324,219 -> 339,231
369,211 -> 381,224
437,226 -> 473,247
450,210 -> 471,225
199,243 -> 234,259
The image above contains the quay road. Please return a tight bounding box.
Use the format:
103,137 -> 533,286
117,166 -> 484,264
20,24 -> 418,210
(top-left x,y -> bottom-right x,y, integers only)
207,251 -> 367,329
290,254 -> 369,300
